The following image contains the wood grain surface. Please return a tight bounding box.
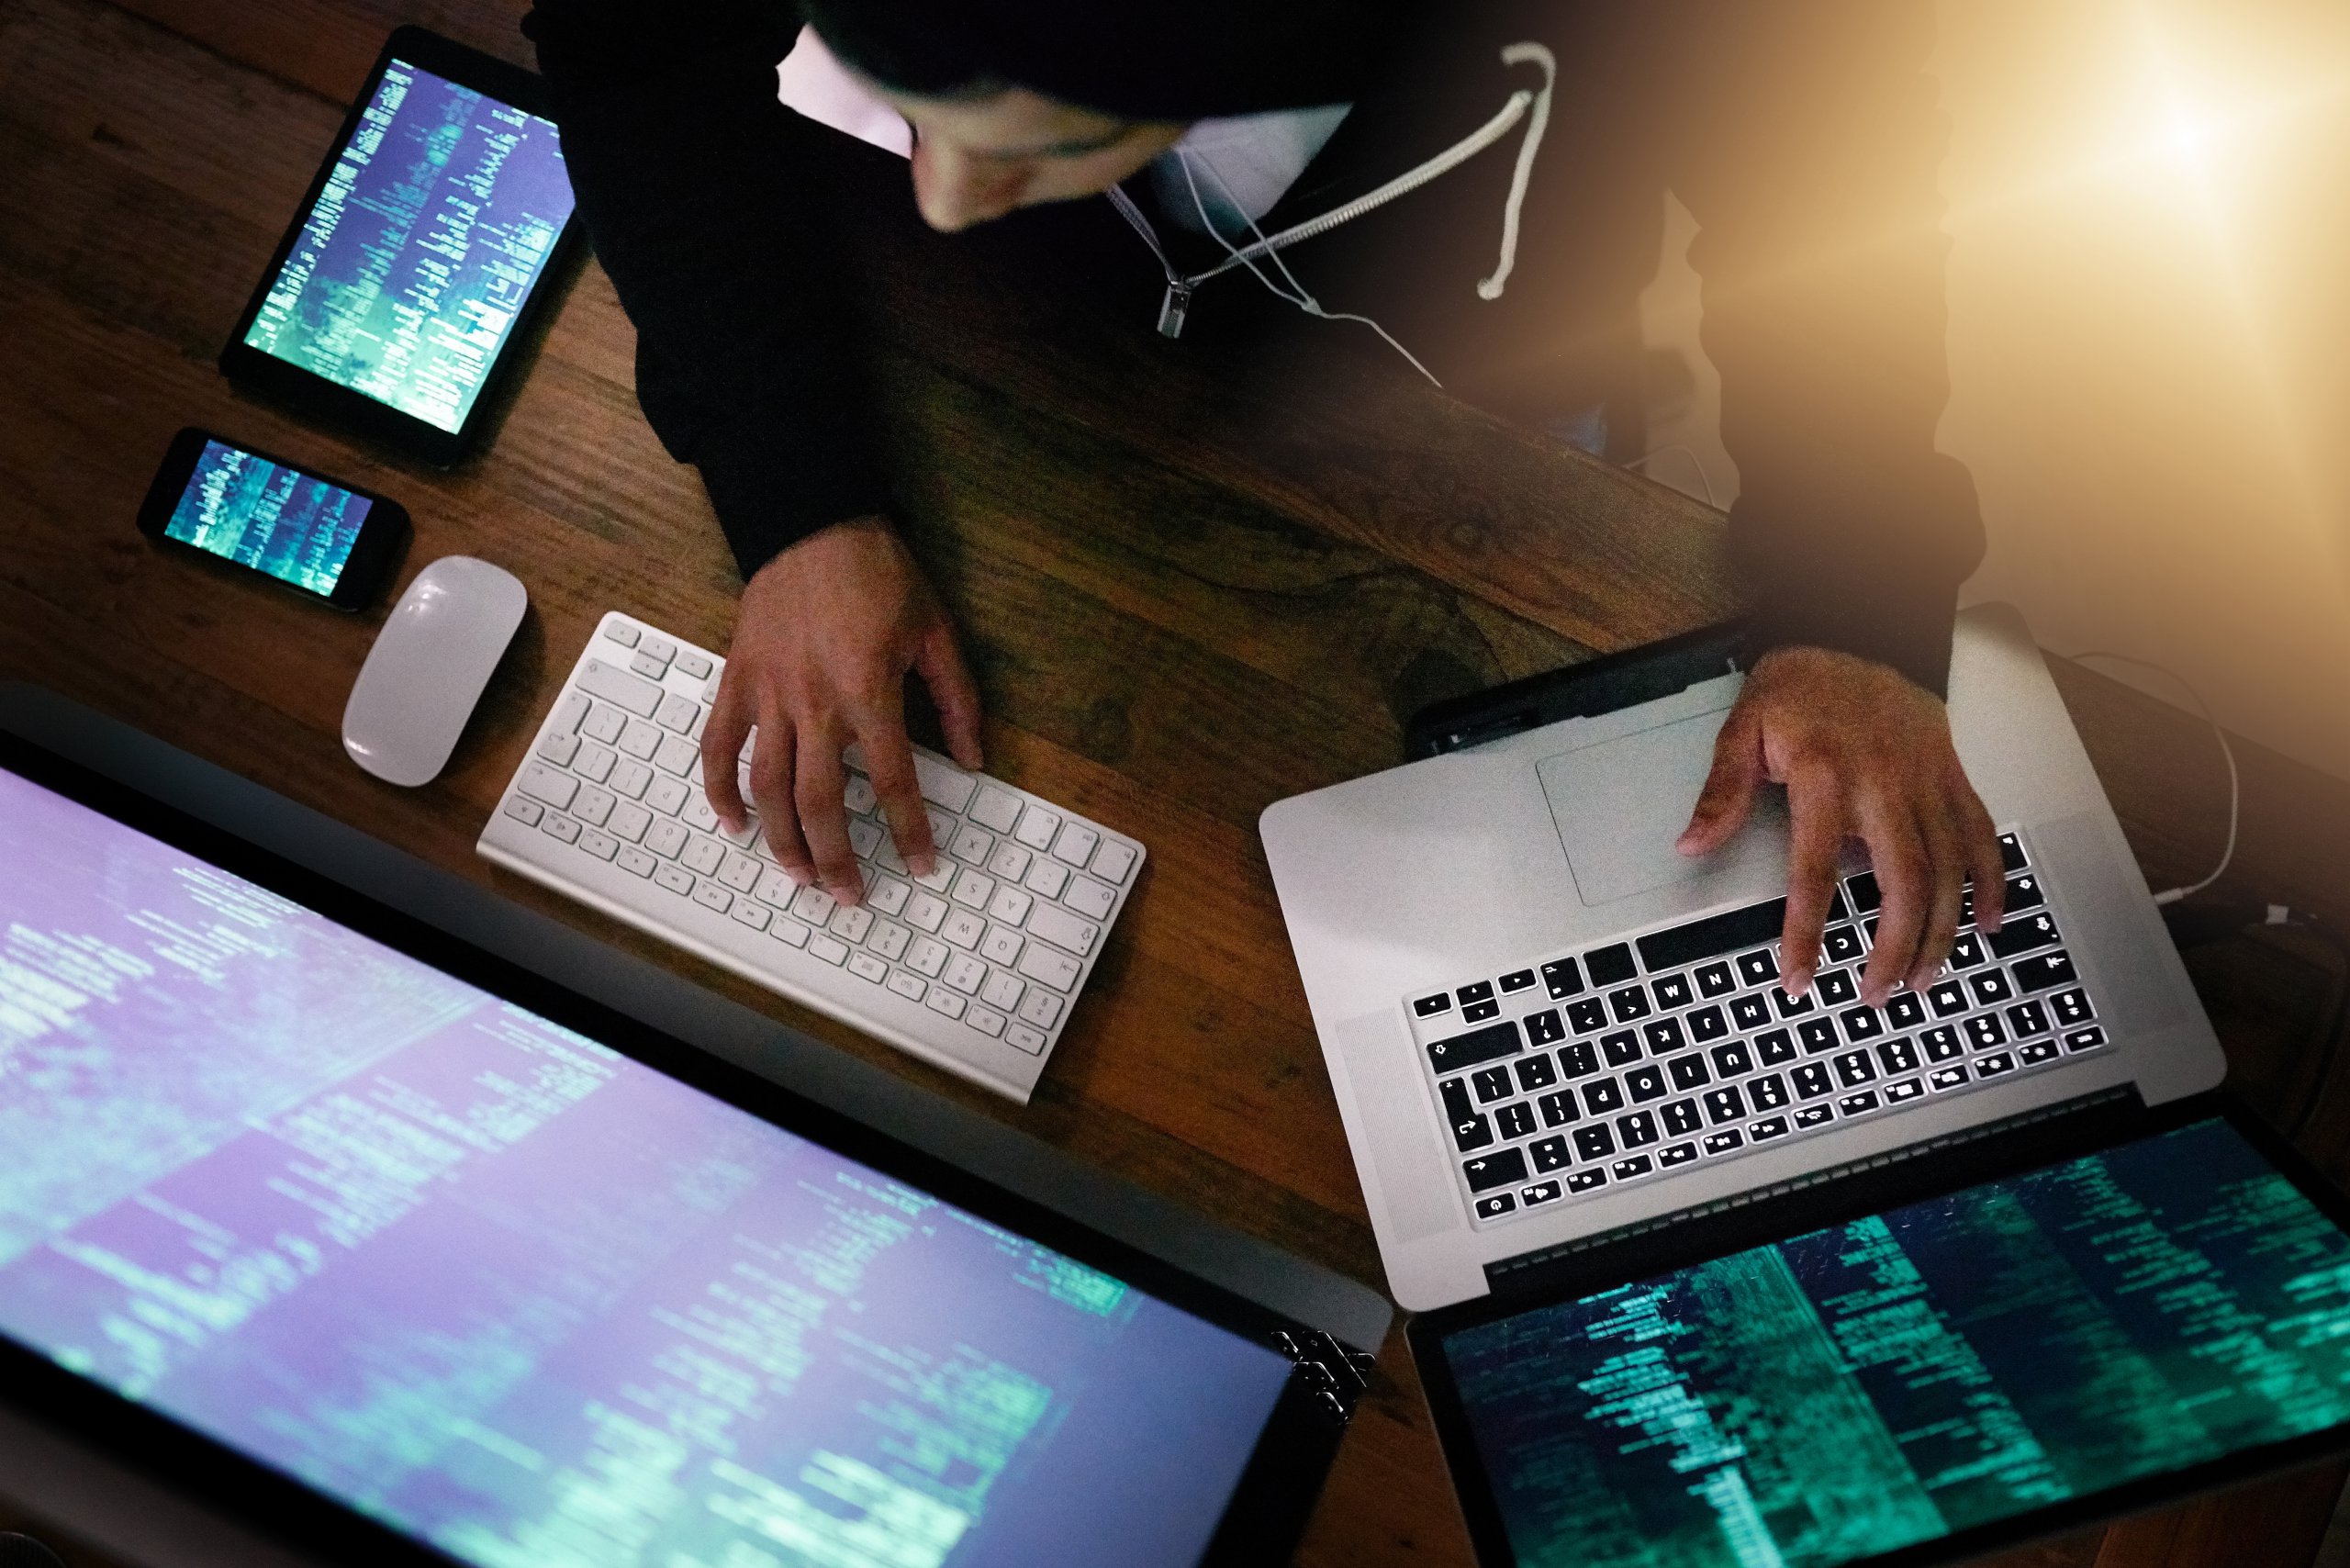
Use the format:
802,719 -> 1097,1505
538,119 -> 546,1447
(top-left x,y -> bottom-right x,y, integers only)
3,2 -> 2347,1565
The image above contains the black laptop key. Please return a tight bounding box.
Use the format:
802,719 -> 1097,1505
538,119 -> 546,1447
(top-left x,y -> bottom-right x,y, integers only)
1704,1128 -> 1745,1155
1644,1017 -> 1687,1056
1526,1009 -> 1566,1047
1585,943 -> 1639,986
1773,986 -> 1817,1018
1499,968 -> 1538,994
1659,1141 -> 1699,1169
1748,1072 -> 1791,1110
1794,1103 -> 1836,1129
1572,1124 -> 1617,1160
1626,1065 -> 1668,1103
1414,992 -> 1453,1018
1530,1134 -> 1573,1172
1920,1025 -> 1964,1062
1457,980 -> 1494,1006
1612,1154 -> 1655,1180
1928,980 -> 1970,1017
1474,1193 -> 1516,1219
1875,1036 -> 1920,1074
1815,969 -> 1859,1007
1566,1169 -> 1608,1193
1651,973 -> 1695,1011
2020,1039 -> 2061,1065
2003,873 -> 2044,913
1710,1039 -> 1755,1078
1667,1053 -> 1712,1092
1540,957 -> 1584,999
1967,969 -> 2015,1007
1566,997 -> 1610,1034
1946,932 -> 1987,969
1729,993 -> 1773,1031
1975,1049 -> 2018,1078
1989,913 -> 2062,959
1837,1091 -> 1881,1117
1516,1053 -> 1561,1092
1885,991 -> 1928,1030
1703,1085 -> 1747,1125
1929,1064 -> 1969,1091
1797,1018 -> 1840,1055
1440,1078 -> 1475,1124
1964,1014 -> 2009,1050
1839,1006 -> 1886,1042
1426,1019 -> 1520,1073
2005,1000 -> 2052,1038
1636,893 -> 1841,974
1583,1077 -> 1627,1114
1607,986 -> 1652,1024
1661,1098 -> 1703,1137
1695,961 -> 1737,998
1538,1089 -> 1580,1126
2050,987 -> 2094,1025
1738,948 -> 1780,988
2013,951 -> 2080,994
2064,1025 -> 2108,1053
1601,1030 -> 1643,1068
1472,1066 -> 1515,1103
1750,1114 -> 1791,1141
1451,1113 -> 1494,1152
1846,870 -> 1882,913
1790,1062 -> 1833,1099
1832,1049 -> 1877,1087
1883,1076 -> 1925,1103
1460,999 -> 1500,1023
1463,1148 -> 1528,1192
1822,924 -> 1866,965
1617,1110 -> 1661,1148
1998,832 -> 2028,872
1687,1004 -> 1729,1043
1754,1028 -> 1798,1066
1495,1102 -> 1537,1140
1558,1040 -> 1600,1078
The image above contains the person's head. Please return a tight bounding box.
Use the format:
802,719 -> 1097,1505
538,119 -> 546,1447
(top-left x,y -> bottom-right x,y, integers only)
801,0 -> 1404,231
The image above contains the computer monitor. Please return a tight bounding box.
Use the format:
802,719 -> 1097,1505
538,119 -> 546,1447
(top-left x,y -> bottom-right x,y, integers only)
0,734 -> 1343,1568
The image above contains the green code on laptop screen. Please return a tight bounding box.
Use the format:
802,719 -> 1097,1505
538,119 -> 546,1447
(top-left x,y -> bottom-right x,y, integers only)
1441,1117 -> 2350,1568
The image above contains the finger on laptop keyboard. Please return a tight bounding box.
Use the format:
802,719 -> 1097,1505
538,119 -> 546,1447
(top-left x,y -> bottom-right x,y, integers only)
796,728 -> 864,903
746,709 -> 812,881
1899,799 -> 1965,1001
1960,779 -> 2007,938
1779,768 -> 1842,995
858,713 -> 937,879
1856,793 -> 1929,1006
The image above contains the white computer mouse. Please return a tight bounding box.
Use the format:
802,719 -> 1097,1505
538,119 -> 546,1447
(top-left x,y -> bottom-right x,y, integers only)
342,555 -> 528,787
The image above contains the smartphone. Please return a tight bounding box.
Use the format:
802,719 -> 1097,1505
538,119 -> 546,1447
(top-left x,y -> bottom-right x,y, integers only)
134,428 -> 410,611
218,27 -> 580,465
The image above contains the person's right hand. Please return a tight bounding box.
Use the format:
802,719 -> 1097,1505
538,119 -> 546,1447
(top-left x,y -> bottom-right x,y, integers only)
699,515 -> 984,906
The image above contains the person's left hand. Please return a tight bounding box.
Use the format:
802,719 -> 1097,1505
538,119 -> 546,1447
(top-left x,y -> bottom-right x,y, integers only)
1676,644 -> 2006,1006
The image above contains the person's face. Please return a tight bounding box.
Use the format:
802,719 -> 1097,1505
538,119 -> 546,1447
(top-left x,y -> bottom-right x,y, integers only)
876,84 -> 1188,232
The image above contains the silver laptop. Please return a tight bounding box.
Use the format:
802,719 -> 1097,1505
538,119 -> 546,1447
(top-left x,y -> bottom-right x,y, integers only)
1261,603 -> 2223,1314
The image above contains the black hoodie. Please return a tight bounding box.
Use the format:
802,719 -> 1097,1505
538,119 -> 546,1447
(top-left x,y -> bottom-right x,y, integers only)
523,0 -> 1984,696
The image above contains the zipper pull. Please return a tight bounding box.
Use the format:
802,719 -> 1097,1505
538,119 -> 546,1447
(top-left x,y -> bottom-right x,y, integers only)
1157,281 -> 1193,339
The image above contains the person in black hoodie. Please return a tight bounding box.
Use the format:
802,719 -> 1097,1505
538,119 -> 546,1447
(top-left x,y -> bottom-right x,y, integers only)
522,0 -> 2009,1004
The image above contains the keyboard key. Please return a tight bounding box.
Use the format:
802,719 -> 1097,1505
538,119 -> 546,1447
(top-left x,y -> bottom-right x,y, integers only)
1053,821 -> 1101,867
1964,1014 -> 2009,1050
1583,1078 -> 1627,1114
1414,992 -> 1454,1020
1463,1149 -> 1528,1193
2050,988 -> 2095,1025
1838,1006 -> 1885,1042
1495,1103 -> 1537,1140
1557,1042 -> 1599,1079
1822,924 -> 1866,964
1567,998 -> 1609,1035
1738,949 -> 1780,988
924,988 -> 967,1019
1831,1050 -> 1877,1087
1946,932 -> 1987,969
1607,987 -> 1651,1024
540,813 -> 579,845
1643,1017 -> 1687,1056
691,883 -> 733,915
1027,903 -> 1100,958
1920,1025 -> 1964,1062
847,951 -> 888,983
1474,1193 -> 1516,1219
1611,1155 -> 1655,1180
1875,1037 -> 1920,1074
1998,832 -> 2028,871
904,891 -> 948,933
1754,1029 -> 1797,1066
944,954 -> 989,995
1687,1005 -> 1729,1043
503,795 -> 544,826
1815,969 -> 1858,1007
733,900 -> 772,933
1091,839 -> 1138,885
1024,859 -> 1070,900
805,935 -> 850,967
2019,1039 -> 2061,1065
1013,804 -> 1060,850
2013,951 -> 2080,993
576,659 -> 664,718
1521,1179 -> 1566,1206
1516,1054 -> 1560,1093
1499,969 -> 1537,995
1703,1086 -> 1748,1124
611,844 -> 652,876
1659,1141 -> 1699,1169
1526,1010 -> 1567,1047
950,871 -> 998,913
1541,958 -> 1584,999
1975,1050 -> 2018,1078
2064,1025 -> 2108,1052
2006,1000 -> 2052,1038
906,937 -> 949,978
1462,1000 -> 1501,1024
912,754 -> 978,812
1838,1090 -> 1883,1116
1617,1111 -> 1661,1148
968,785 -> 1023,834
1797,1019 -> 1839,1055
1729,994 -> 1773,1031
1668,1053 -> 1711,1092
1427,1020 -> 1522,1073
1773,987 -> 1816,1018
1967,969 -> 2015,1006
1625,1065 -> 1667,1103
1566,1169 -> 1609,1193
1845,870 -> 1882,913
1651,973 -> 1694,1010
1538,1090 -> 1580,1126
1449,1112 -> 1493,1154
1929,1065 -> 1969,1091
1703,1128 -> 1745,1155
1005,1024 -> 1049,1054
1472,1067 -> 1514,1103
1748,1073 -> 1790,1110
1794,1104 -> 1835,1129
1585,944 -> 1638,986
1695,961 -> 1737,999
1750,1115 -> 1791,1141
980,924 -> 1024,967
1791,1063 -> 1834,1099
519,763 -> 579,811
1014,943 -> 1079,992
1660,1099 -> 1702,1137
987,842 -> 1032,884
1927,980 -> 1970,1017
655,865 -> 695,897
600,620 -> 641,648
1885,992 -> 1928,1030
1600,1031 -> 1642,1069
770,918 -> 811,949
1710,1040 -> 1755,1078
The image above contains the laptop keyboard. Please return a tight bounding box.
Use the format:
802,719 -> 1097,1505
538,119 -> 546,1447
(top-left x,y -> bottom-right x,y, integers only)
1404,832 -> 2108,1226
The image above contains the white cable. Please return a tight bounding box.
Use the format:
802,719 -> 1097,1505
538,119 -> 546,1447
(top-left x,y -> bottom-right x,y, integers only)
1626,443 -> 1721,509
1176,147 -> 1444,386
1477,42 -> 1557,300
2067,650 -> 2239,904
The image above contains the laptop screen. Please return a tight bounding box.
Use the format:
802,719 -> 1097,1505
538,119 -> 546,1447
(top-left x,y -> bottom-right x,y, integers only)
1434,1115 -> 2350,1568
0,760 -> 1292,1567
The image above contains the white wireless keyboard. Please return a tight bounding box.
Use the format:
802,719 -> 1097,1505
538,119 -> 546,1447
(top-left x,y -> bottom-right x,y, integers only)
477,612 -> 1146,1102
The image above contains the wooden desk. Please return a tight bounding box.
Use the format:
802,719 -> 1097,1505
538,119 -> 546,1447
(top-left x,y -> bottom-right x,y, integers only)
4,2 -> 2349,1564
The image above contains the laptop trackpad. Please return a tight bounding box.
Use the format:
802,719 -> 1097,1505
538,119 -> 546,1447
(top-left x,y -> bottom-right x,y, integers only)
1537,709 -> 1785,906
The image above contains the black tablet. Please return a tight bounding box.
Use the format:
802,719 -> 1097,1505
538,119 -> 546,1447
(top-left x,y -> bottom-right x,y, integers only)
219,28 -> 581,466
0,725 -> 1360,1568
1409,1092 -> 2350,1568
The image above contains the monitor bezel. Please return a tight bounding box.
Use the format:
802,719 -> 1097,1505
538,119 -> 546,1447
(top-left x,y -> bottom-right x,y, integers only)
1408,1091 -> 2350,1568
0,730 -> 1347,1568
217,27 -> 583,470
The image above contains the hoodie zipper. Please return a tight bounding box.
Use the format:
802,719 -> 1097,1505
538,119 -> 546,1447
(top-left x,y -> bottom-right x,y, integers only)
1109,43 -> 1555,339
